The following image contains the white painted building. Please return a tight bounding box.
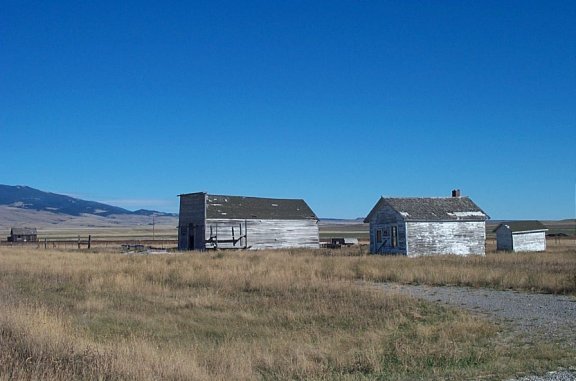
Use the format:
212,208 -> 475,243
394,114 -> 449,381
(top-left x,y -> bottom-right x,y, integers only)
364,191 -> 489,256
178,193 -> 319,250
495,221 -> 548,252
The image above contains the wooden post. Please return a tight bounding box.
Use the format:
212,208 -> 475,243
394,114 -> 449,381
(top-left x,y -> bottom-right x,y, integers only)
44,238 -> 47,249
77,235 -> 80,249
244,219 -> 248,249
88,235 -> 91,249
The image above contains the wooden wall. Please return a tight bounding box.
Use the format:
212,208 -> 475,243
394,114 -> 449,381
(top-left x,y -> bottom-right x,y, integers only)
496,227 -> 513,251
512,231 -> 547,252
367,204 -> 407,254
406,221 -> 486,256
178,193 -> 206,250
204,218 -> 319,250
367,203 -> 486,256
496,227 -> 547,252
368,222 -> 407,254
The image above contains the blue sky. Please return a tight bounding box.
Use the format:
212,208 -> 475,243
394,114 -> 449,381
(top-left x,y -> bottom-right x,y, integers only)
1,0 -> 575,219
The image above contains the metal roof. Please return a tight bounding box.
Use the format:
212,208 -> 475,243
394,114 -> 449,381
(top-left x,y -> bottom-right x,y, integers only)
364,197 -> 489,222
205,194 -> 318,220
494,220 -> 548,233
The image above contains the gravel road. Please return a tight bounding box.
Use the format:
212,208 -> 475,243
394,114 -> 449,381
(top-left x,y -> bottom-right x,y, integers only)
372,283 -> 576,380
508,370 -> 576,381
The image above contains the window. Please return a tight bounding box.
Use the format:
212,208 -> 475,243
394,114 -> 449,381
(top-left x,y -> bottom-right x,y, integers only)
376,229 -> 382,243
391,226 -> 398,248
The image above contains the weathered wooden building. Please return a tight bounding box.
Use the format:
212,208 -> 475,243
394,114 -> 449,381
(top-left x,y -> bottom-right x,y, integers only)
364,192 -> 489,256
178,192 -> 319,250
494,221 -> 548,252
8,227 -> 37,243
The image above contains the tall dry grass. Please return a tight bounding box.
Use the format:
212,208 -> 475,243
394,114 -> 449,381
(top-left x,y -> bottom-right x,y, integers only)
0,246 -> 574,380
329,244 -> 576,294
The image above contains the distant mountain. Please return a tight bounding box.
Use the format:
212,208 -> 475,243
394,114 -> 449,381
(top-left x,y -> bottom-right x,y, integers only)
133,209 -> 177,217
319,217 -> 367,225
0,185 -> 175,217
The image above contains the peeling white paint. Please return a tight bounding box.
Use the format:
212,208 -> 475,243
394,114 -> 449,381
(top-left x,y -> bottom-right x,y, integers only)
206,218 -> 319,250
448,211 -> 486,218
496,226 -> 546,252
178,193 -> 319,250
406,221 -> 486,256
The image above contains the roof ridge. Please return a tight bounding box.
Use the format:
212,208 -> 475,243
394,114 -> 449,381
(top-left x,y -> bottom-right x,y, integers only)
381,196 -> 470,199
208,194 -> 305,201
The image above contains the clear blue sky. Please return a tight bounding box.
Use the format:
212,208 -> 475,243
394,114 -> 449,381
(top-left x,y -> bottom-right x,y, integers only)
1,0 -> 575,220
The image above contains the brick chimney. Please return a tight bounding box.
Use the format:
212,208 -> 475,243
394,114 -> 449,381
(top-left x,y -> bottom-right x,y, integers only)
451,189 -> 461,198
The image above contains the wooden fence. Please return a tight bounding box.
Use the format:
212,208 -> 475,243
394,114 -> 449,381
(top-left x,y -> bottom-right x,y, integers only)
0,237 -> 178,250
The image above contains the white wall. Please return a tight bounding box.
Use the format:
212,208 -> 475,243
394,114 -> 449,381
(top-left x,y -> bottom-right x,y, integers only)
406,221 -> 486,257
512,231 -> 546,252
205,218 -> 319,250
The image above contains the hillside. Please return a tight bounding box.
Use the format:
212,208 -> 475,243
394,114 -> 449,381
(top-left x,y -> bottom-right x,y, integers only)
0,185 -> 179,217
0,185 -> 177,229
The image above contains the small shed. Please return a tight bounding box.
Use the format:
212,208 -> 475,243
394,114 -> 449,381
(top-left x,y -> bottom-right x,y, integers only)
494,221 -> 548,252
8,227 -> 38,243
178,192 -> 319,250
364,192 -> 489,256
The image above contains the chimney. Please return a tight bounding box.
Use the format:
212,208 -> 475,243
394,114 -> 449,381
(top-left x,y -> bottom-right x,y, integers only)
451,189 -> 461,198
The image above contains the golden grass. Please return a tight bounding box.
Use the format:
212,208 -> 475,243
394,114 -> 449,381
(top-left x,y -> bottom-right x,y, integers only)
336,244 -> 576,295
0,246 -> 574,380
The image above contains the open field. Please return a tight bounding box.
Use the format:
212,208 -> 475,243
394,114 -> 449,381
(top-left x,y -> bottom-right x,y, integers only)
0,245 -> 575,380
2,219 -> 574,248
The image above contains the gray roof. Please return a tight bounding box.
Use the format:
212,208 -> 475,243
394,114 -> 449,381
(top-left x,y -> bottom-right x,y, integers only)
365,197 -> 489,222
205,194 -> 318,220
494,220 -> 548,233
11,227 -> 37,235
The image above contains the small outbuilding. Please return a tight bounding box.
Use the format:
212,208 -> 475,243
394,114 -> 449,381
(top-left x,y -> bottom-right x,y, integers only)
178,192 -> 319,250
494,221 -> 548,252
364,191 -> 489,256
8,227 -> 38,243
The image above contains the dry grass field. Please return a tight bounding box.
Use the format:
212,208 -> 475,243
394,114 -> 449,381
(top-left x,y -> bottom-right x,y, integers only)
0,244 -> 574,380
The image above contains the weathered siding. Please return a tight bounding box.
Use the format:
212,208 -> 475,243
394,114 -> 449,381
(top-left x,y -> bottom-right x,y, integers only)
205,218 -> 319,250
179,192 -> 319,251
495,226 -> 546,252
512,231 -> 546,252
405,221 -> 486,256
369,222 -> 407,254
367,205 -> 407,254
178,193 -> 206,250
203,219 -> 248,249
495,227 -> 513,251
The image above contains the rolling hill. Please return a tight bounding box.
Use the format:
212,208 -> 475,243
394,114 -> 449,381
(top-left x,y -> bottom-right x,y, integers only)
0,185 -> 177,229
